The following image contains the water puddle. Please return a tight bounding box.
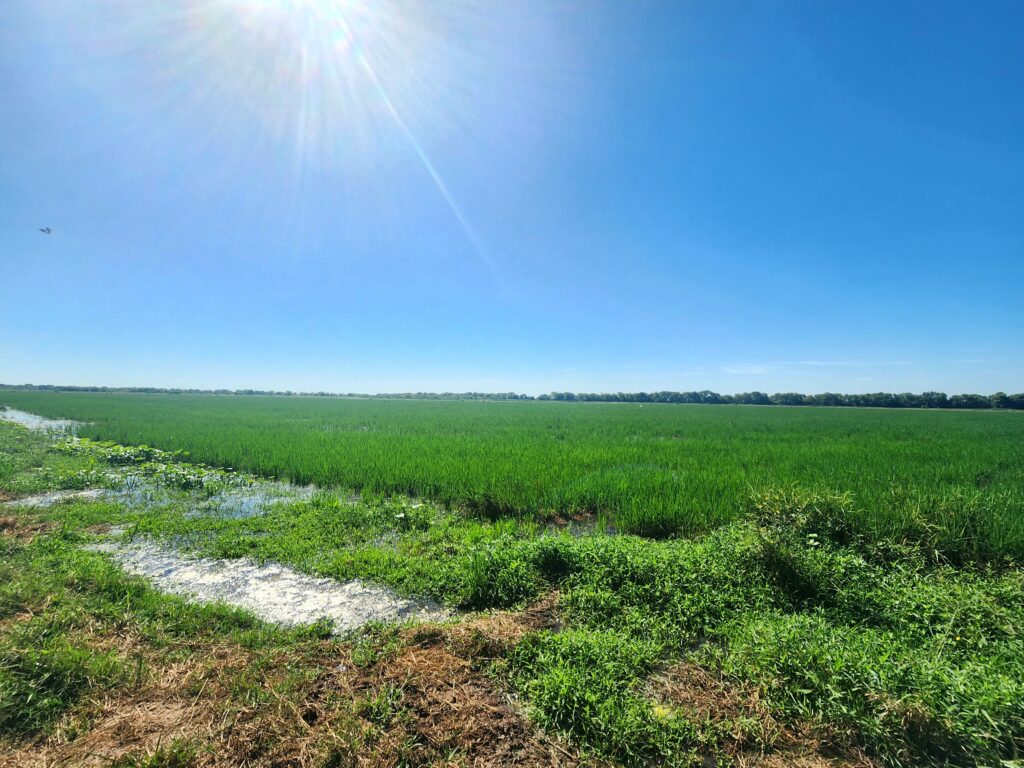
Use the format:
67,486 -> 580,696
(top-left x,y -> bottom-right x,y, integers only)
3,488 -> 110,508
3,476 -> 311,520
547,515 -> 616,537
89,537 -> 447,633
0,407 -> 83,433
191,483 -> 315,519
113,476 -> 315,520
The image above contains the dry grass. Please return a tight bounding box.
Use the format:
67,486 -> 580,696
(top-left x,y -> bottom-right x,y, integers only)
0,515 -> 52,543
2,638 -> 358,768
347,595 -> 579,767
648,662 -> 877,768
1,596 -> 585,768
445,593 -> 563,659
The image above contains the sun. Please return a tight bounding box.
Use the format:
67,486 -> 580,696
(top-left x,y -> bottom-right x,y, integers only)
33,0 -> 558,272
210,0 -> 428,163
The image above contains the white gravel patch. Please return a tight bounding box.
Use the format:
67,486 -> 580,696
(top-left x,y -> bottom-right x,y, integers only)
89,538 -> 447,633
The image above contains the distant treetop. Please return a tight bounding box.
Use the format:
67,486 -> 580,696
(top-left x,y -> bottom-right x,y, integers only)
0,384 -> 1021,410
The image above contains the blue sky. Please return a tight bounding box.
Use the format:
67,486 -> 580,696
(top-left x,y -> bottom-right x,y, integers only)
2,0 -> 1022,394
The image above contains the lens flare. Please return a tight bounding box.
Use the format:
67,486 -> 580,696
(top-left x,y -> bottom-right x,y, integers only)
257,0 -> 495,268
34,0 -> 569,276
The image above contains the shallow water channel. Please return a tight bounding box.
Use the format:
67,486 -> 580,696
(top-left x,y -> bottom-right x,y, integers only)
0,406 -> 82,433
89,537 -> 446,633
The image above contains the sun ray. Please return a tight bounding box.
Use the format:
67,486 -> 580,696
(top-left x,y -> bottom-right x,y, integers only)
354,48 -> 495,274
242,0 -> 499,275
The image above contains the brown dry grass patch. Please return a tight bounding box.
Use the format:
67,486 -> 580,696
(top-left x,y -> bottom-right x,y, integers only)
649,662 -> 877,768
354,639 -> 574,765
0,515 -> 52,542
1,631 -> 361,768
1,596 -> 582,768
446,593 -> 563,659
348,594 -> 579,767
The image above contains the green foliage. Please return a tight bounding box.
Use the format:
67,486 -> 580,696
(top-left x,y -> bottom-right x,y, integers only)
350,623 -> 403,669
2,405 -> 1023,766
357,684 -> 406,727
0,529 -> 348,742
706,612 -> 1024,766
0,425 -> 51,489
510,629 -> 701,766
107,739 -> 201,768
0,619 -> 128,736
463,544 -> 544,607
475,524 -> 1024,766
3,392 -> 1022,556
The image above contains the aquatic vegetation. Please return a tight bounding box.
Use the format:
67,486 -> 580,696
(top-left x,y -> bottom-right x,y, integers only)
53,437 -> 255,493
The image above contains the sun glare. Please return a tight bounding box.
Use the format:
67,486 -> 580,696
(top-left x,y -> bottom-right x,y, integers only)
36,0 -> 561,272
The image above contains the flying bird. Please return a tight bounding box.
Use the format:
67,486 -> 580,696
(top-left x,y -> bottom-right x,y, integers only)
38,227 -> 52,235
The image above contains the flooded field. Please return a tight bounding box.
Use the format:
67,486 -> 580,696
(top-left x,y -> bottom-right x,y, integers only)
2,488 -> 109,508
2,409 -> 437,633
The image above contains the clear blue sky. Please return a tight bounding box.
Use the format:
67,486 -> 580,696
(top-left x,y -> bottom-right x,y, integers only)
2,0 -> 1022,394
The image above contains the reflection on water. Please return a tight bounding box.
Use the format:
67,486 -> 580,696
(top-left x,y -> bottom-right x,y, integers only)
193,483 -> 315,519
113,475 -> 315,519
0,407 -> 83,434
2,488 -> 109,508
3,475 -> 313,520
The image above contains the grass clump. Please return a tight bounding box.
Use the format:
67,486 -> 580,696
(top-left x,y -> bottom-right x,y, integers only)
510,629 -> 702,766
707,612 -> 1024,766
107,740 -> 202,768
0,619 -> 128,736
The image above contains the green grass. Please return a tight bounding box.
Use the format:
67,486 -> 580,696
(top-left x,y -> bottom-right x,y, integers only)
0,515 -> 363,764
2,399 -> 1024,766
44,441 -> 1020,766
0,615 -> 129,737
3,391 -> 1023,559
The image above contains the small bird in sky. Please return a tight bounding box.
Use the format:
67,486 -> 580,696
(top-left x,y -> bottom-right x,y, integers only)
38,227 -> 52,234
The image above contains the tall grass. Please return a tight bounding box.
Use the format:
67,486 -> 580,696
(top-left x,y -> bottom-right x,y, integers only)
2,392 -> 1022,558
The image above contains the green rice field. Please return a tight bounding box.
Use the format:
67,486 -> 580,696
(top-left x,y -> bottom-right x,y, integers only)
2,391 -> 1022,559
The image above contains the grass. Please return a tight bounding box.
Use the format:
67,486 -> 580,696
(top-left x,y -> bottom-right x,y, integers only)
3,390 -> 1023,559
0,614 -> 129,736
1,401 -> 1023,766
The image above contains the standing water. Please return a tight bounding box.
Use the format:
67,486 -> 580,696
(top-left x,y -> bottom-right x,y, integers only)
0,407 -> 82,434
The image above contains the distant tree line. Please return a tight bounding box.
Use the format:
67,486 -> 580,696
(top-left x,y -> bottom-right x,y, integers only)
2,383 -> 1022,410
0,384 -> 533,400
537,390 -> 1024,409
